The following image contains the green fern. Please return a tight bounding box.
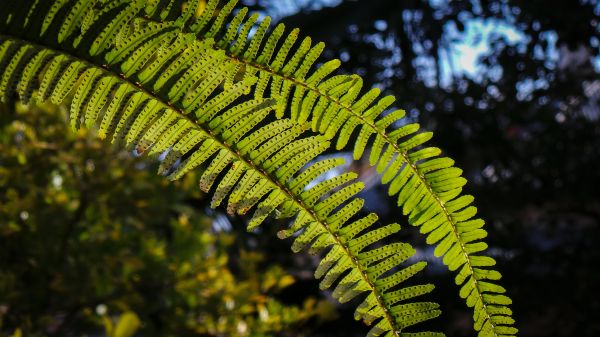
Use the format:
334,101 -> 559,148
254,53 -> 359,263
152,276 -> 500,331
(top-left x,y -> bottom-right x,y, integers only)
0,2 -> 443,336
163,2 -> 517,336
0,1 -> 516,336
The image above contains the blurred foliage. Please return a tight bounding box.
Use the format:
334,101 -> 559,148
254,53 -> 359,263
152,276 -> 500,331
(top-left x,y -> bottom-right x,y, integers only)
103,312 -> 140,337
0,102 -> 337,337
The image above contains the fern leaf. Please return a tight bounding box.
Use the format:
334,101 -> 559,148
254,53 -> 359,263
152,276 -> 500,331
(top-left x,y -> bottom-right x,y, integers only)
51,61 -> 86,104
58,0 -> 96,43
162,2 -> 518,335
0,44 -> 32,101
90,0 -> 144,56
0,1 -> 517,336
0,3 -> 442,336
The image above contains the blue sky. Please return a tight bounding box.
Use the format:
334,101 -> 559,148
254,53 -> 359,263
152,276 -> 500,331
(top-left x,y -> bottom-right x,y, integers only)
445,19 -> 525,76
244,0 -> 530,83
242,0 -> 600,99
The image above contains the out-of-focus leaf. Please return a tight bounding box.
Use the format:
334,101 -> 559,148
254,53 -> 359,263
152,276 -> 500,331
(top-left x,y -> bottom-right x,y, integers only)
112,312 -> 141,337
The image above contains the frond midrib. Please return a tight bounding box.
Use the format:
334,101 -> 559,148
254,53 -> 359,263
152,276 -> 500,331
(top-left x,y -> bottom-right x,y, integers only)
0,32 -> 403,336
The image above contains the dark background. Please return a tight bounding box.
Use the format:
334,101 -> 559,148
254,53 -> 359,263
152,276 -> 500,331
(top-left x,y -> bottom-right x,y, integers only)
1,0 -> 599,336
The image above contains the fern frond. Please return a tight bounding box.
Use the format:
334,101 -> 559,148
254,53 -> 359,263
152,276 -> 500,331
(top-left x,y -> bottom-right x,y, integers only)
0,2 -> 445,336
159,2 -> 517,336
